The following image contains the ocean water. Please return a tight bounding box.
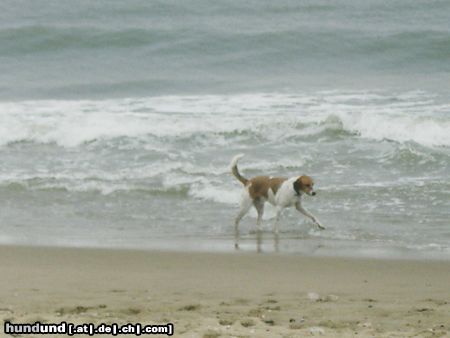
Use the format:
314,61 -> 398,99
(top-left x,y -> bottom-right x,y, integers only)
0,1 -> 449,258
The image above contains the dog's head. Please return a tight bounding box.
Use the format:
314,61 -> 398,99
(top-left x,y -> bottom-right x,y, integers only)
293,175 -> 316,196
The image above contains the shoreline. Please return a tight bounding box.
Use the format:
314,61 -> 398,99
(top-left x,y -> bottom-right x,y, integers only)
1,244 -> 449,337
1,235 -> 449,262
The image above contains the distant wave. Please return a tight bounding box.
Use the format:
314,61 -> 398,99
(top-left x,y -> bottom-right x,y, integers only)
2,0 -> 450,99
0,26 -> 168,55
2,24 -> 450,69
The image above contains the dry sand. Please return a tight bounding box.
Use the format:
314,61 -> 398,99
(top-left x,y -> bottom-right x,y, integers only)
0,245 -> 449,337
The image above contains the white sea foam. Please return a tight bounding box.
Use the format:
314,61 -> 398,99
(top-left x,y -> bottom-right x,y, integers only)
189,184 -> 240,205
334,111 -> 450,147
0,91 -> 449,147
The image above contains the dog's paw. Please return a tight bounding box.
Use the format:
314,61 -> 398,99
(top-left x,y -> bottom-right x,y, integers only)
317,224 -> 326,230
311,218 -> 325,230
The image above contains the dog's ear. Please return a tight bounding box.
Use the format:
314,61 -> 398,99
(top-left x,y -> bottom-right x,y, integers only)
293,177 -> 302,195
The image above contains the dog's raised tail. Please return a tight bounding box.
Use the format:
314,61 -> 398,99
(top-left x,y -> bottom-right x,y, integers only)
230,154 -> 248,185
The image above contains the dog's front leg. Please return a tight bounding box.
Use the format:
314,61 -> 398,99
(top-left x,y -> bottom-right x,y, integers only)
295,201 -> 325,230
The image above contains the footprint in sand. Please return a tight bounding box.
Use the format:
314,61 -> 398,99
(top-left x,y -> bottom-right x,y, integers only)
240,318 -> 255,327
56,306 -> 92,315
121,308 -> 142,315
202,332 -> 220,338
218,318 -> 234,326
178,304 -> 201,311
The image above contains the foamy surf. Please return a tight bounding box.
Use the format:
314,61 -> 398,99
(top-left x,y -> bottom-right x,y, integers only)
1,91 -> 449,147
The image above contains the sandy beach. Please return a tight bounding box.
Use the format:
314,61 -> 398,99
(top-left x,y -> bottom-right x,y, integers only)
0,245 -> 449,337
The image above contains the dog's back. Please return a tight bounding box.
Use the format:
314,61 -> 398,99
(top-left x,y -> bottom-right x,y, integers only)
248,176 -> 287,200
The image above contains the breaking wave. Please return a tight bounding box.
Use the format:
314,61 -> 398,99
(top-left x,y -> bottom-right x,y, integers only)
0,91 -> 449,148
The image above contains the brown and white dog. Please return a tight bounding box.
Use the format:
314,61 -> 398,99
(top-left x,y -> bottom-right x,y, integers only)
231,154 -> 325,237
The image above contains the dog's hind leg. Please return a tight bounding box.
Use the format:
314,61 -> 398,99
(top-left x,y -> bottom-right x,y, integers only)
234,190 -> 252,249
253,198 -> 265,232
273,206 -> 283,234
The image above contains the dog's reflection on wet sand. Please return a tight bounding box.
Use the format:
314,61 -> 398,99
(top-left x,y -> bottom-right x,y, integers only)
234,230 -> 279,253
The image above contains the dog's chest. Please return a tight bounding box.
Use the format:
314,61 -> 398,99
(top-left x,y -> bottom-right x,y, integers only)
272,179 -> 299,207
267,190 -> 299,208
